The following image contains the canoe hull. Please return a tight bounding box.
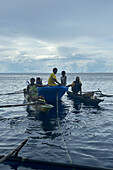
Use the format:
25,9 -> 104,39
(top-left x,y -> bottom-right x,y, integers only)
37,86 -> 68,103
67,91 -> 103,106
27,103 -> 53,113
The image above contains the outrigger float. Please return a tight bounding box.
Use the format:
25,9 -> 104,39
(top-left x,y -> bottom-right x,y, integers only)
0,139 -> 112,170
67,91 -> 104,107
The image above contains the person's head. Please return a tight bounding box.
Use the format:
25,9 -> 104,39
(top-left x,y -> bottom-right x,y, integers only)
76,76 -> 80,82
36,77 -> 41,82
36,77 -> 42,84
30,78 -> 35,84
61,71 -> 66,76
53,68 -> 58,74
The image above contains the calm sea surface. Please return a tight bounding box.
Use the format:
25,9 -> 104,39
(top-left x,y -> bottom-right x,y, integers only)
0,73 -> 113,169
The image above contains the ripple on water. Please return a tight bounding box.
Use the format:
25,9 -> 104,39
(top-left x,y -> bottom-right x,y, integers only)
1,73 -> 113,169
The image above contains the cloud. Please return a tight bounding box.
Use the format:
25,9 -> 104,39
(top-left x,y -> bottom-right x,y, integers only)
0,0 -> 113,73
0,34 -> 113,73
1,0 -> 113,41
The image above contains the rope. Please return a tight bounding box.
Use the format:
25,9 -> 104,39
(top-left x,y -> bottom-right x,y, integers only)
56,93 -> 72,164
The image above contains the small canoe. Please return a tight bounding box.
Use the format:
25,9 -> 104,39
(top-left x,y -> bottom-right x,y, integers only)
67,91 -> 104,107
24,90 -> 53,113
37,86 -> 68,103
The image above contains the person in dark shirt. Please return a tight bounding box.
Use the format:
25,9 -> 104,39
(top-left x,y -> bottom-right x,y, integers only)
67,76 -> 82,95
36,77 -> 43,87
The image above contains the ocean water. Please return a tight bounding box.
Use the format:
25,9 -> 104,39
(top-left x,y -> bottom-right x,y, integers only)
0,73 -> 113,169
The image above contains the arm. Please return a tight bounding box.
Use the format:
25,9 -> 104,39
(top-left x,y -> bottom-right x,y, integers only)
27,85 -> 29,93
65,76 -> 67,86
80,83 -> 82,95
66,81 -> 73,87
53,78 -> 61,85
66,84 -> 72,87
36,84 -> 43,87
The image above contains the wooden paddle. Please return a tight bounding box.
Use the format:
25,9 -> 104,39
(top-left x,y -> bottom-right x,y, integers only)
0,138 -> 28,163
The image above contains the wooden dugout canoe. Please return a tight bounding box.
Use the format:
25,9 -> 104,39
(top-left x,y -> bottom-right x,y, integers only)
67,91 -> 104,107
24,89 -> 53,113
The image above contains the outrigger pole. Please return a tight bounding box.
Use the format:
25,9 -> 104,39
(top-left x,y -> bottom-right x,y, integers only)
0,138 -> 28,163
0,103 -> 38,108
0,90 -> 23,96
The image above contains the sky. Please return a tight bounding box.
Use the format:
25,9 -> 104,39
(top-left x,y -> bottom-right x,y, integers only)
0,0 -> 113,73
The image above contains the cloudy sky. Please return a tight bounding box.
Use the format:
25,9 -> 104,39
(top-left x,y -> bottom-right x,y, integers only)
0,0 -> 113,73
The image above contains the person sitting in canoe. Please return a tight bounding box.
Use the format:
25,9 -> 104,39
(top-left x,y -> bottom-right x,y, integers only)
36,77 -> 43,87
67,76 -> 82,95
27,78 -> 39,101
36,77 -> 47,87
26,78 -> 45,103
48,68 -> 61,86
60,71 -> 67,86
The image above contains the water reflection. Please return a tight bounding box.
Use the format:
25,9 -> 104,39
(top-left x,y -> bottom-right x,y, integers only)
73,102 -> 82,112
26,101 -> 68,138
70,97 -> 101,111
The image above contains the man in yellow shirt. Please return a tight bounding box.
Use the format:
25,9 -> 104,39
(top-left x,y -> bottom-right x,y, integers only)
48,68 -> 61,86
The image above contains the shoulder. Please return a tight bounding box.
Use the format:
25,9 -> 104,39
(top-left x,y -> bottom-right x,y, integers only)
79,81 -> 82,85
28,84 -> 31,88
52,73 -> 56,77
27,84 -> 30,89
71,81 -> 75,85
51,73 -> 54,76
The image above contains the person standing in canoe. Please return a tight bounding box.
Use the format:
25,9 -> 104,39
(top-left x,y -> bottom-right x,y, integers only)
27,78 -> 38,101
48,68 -> 61,86
60,71 -> 67,86
67,76 -> 82,95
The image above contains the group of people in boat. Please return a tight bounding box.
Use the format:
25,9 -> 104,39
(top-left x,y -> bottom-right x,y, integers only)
48,67 -> 67,86
48,67 -> 82,95
26,67 -> 82,101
